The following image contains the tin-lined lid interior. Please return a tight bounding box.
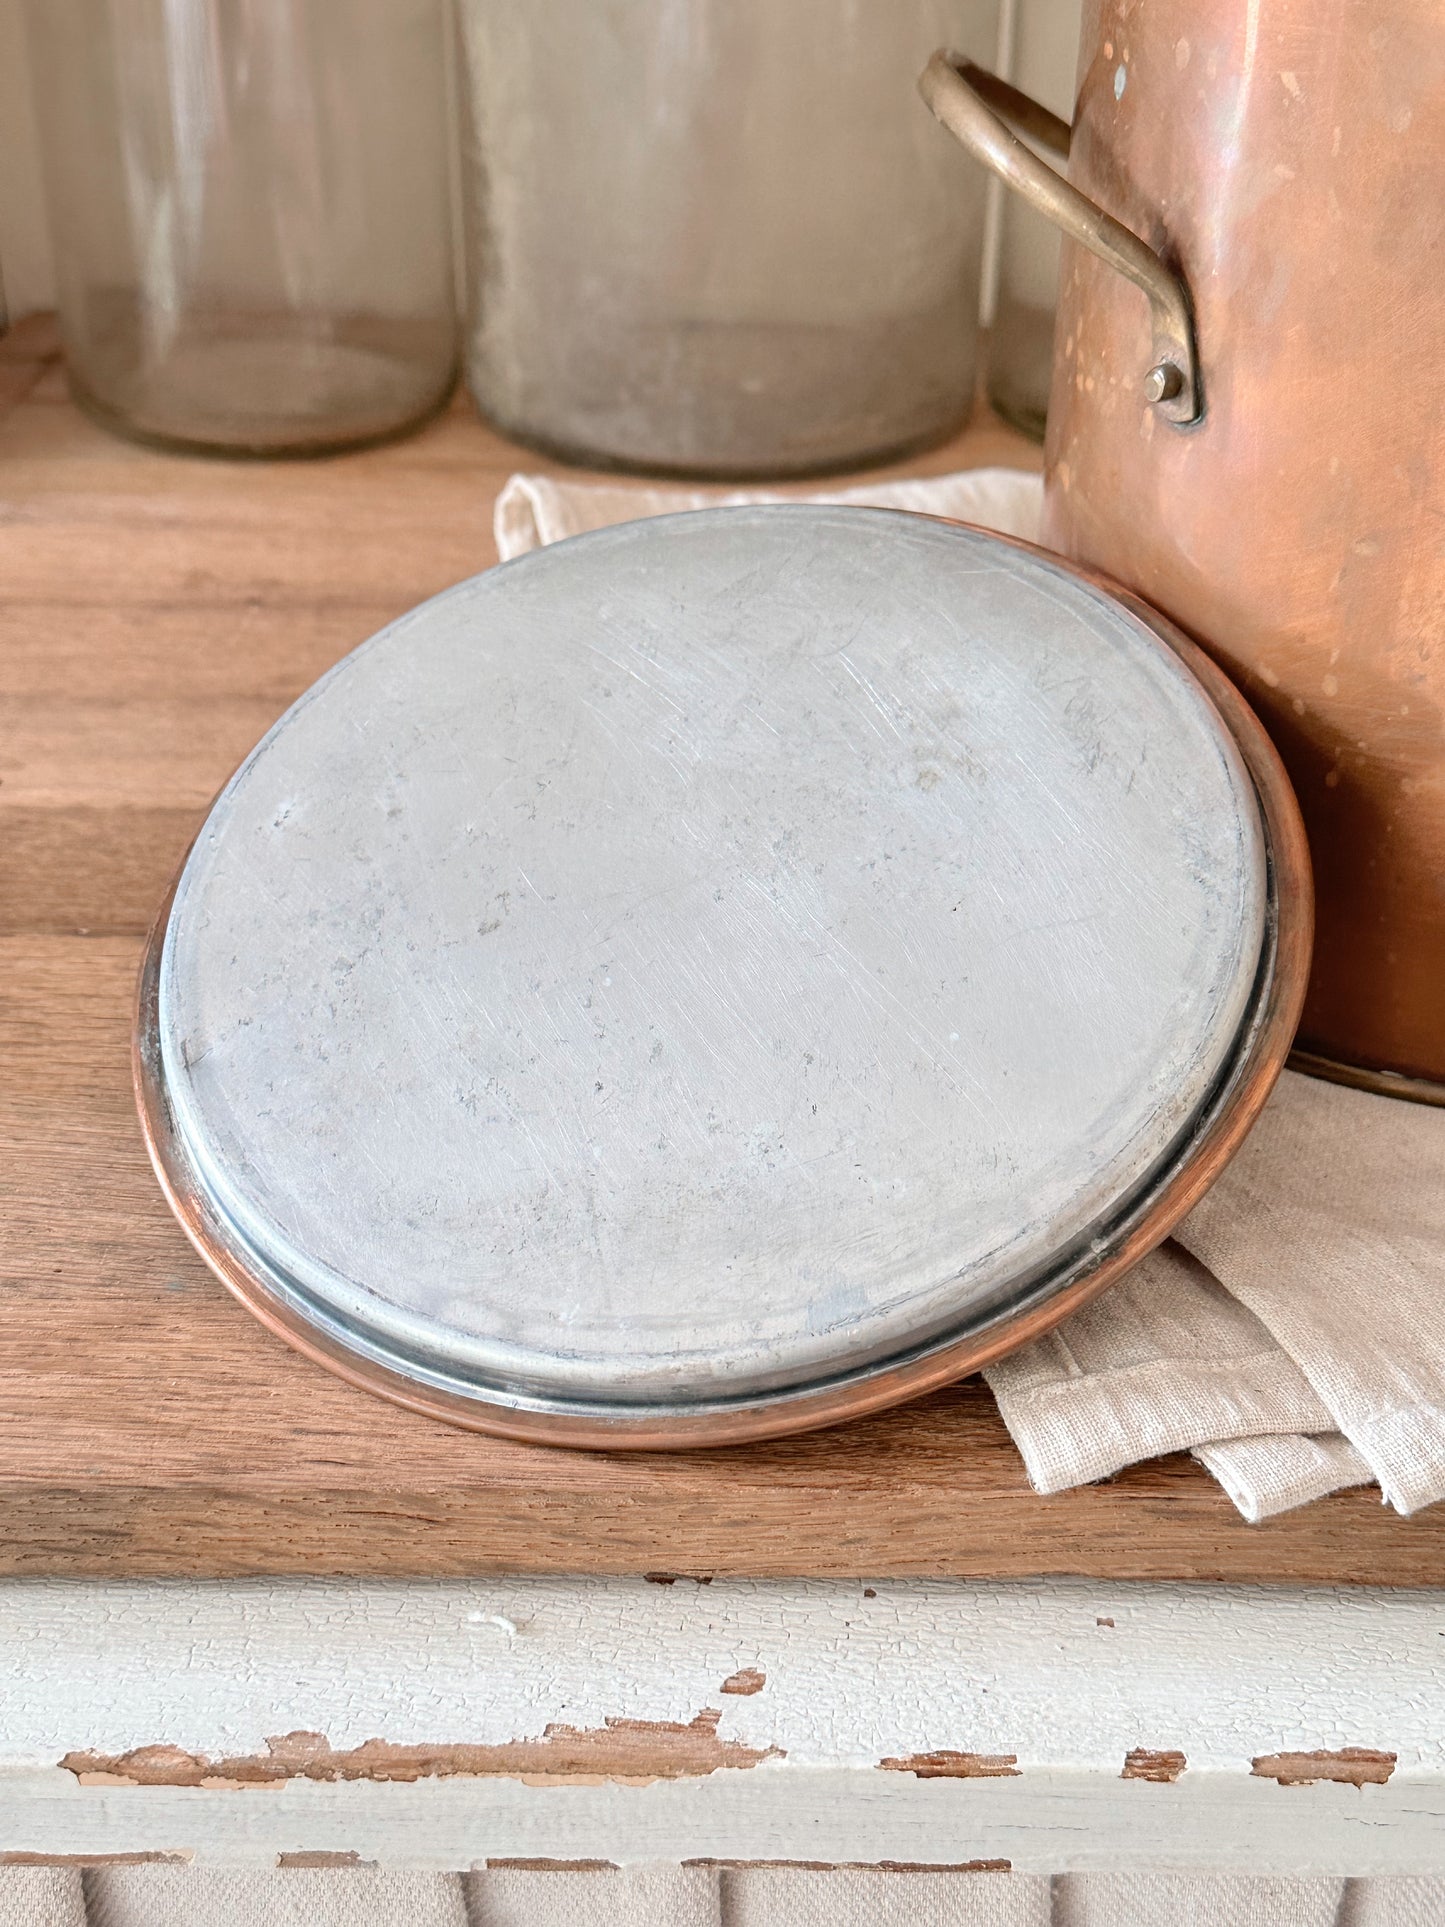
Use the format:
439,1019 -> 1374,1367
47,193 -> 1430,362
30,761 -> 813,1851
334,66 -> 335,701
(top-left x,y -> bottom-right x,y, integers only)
158,508 -> 1267,1409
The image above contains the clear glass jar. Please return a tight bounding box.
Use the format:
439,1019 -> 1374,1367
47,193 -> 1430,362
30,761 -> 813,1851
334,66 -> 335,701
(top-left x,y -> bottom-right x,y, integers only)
458,0 -> 998,480
22,0 -> 459,456
986,0 -> 1080,442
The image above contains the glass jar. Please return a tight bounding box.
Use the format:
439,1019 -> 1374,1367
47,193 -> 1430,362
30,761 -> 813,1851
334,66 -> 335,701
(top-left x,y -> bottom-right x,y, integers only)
22,0 -> 459,456
985,0 -> 1080,441
458,0 -> 998,480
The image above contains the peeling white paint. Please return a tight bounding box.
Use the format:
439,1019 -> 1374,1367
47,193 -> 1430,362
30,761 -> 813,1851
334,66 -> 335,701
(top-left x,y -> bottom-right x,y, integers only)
0,1578 -> 1440,1870
0,1577 -> 1438,1770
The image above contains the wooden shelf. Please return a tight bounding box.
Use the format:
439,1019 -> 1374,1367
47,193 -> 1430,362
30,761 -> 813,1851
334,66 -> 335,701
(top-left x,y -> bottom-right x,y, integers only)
3,313 -> 1441,1582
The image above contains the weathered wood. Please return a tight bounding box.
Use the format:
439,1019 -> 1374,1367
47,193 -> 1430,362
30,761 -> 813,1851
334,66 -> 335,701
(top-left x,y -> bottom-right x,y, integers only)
4,335 -> 1443,1579
0,1575 -> 1442,1872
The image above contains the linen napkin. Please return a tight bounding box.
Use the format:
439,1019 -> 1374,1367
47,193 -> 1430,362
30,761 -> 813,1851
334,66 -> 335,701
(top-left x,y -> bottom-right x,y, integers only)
494,469 -> 1445,1521
495,466 -> 1048,557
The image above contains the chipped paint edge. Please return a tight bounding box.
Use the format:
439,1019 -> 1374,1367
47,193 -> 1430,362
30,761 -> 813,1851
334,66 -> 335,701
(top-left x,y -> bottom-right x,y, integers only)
0,1766 -> 1442,1876
60,1712 -> 781,1791
2,1575 -> 1442,1874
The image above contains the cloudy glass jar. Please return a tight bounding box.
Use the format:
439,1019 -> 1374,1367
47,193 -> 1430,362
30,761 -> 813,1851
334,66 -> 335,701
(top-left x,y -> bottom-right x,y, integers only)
458,0 -> 997,479
985,0 -> 1081,440
24,0 -> 458,456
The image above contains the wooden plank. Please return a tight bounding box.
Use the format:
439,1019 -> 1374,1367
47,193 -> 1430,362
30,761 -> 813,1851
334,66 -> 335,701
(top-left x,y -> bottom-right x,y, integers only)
5,358 -> 1443,1580
0,1575 -> 1441,1872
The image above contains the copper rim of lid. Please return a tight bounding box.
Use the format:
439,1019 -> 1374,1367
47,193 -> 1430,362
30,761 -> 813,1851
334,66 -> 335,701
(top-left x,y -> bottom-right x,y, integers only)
133,524 -> 1312,1450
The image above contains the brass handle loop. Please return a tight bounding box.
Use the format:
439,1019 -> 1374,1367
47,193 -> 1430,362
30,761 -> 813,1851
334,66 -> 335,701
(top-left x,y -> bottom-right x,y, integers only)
919,51 -> 1203,426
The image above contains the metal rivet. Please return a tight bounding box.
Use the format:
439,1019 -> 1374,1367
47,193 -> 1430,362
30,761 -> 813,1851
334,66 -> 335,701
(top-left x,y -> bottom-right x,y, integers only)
1145,361 -> 1185,404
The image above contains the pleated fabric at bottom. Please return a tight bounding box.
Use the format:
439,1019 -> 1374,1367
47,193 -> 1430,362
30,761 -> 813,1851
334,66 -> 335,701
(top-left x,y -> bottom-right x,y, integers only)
82,1869 -> 466,1927
12,1865 -> 1439,1927
0,1868 -> 85,1927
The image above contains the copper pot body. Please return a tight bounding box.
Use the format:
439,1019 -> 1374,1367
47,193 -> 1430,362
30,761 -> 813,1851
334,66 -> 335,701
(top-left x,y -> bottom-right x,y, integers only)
1042,0 -> 1445,1087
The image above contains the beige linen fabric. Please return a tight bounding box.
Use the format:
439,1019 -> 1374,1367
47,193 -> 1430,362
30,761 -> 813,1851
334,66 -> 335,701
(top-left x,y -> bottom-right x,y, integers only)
983,1235 -> 1377,1521
492,470 -> 1445,1522
980,1241 -> 1339,1490
84,1868 -> 468,1927
1175,1071 -> 1445,1516
493,466 -> 1045,559
991,1070 -> 1445,1518
0,1868 -> 84,1927
5,1866 -> 1439,1924
1053,1874 -> 1347,1927
1338,1880 -> 1445,1927
722,1865 -> 1050,1926
466,1866 -> 719,1927
1193,1432 -> 1374,1521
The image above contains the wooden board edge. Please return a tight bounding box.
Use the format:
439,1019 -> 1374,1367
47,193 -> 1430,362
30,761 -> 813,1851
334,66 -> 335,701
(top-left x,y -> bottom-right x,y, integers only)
3,1483 -> 1443,1585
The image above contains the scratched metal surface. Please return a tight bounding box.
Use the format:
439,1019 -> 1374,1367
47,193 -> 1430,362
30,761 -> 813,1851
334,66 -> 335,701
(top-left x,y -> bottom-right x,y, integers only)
157,508 -> 1267,1407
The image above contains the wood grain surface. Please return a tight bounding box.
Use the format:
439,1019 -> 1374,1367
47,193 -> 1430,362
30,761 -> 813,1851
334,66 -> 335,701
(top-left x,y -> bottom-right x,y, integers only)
3,313 -> 1442,1582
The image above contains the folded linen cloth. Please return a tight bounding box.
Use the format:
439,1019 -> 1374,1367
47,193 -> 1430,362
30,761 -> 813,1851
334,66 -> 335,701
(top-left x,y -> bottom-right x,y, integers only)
494,465 -> 1048,555
494,468 -> 1445,1521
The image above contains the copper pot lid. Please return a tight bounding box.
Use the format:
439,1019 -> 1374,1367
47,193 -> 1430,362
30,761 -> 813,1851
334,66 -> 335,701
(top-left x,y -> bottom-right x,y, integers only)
136,507 -> 1311,1446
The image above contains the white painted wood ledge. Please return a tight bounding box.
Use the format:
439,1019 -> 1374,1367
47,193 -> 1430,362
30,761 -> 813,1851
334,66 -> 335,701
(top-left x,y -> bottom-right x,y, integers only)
0,1577 -> 1440,1875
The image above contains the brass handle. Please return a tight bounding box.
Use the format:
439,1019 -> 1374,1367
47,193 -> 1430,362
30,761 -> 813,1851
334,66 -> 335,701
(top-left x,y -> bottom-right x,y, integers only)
919,51 -> 1203,426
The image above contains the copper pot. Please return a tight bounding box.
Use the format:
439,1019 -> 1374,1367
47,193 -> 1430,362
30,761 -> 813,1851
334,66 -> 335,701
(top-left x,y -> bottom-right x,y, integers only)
922,3 -> 1445,1100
